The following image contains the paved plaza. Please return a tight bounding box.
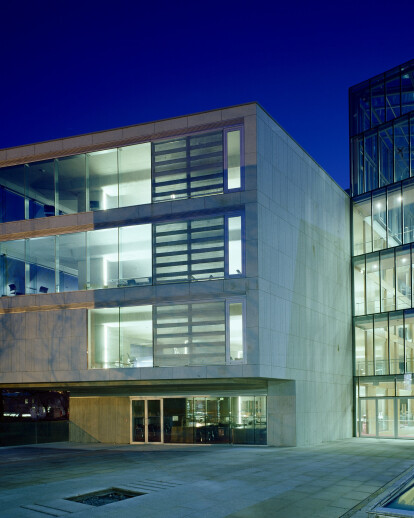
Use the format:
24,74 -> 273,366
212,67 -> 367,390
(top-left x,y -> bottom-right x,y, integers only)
0,439 -> 413,518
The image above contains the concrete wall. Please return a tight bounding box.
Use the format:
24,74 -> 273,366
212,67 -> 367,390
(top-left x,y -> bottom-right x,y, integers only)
256,107 -> 352,446
70,396 -> 130,443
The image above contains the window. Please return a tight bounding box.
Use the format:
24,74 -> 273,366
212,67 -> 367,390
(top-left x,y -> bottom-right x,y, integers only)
152,131 -> 224,202
228,301 -> 244,361
26,236 -> 56,295
374,314 -> 389,375
0,165 -> 25,222
154,214 -> 243,284
88,300 -> 245,369
119,225 -> 152,287
353,195 -> 372,255
57,154 -> 86,215
0,212 -> 243,296
119,143 -> 151,207
225,128 -> 243,190
0,240 -> 25,296
57,232 -> 87,292
354,316 -> 374,376
87,228 -> 118,289
154,302 -> 226,367
0,128 -> 244,223
27,160 -> 55,219
353,256 -> 365,316
372,189 -> 386,251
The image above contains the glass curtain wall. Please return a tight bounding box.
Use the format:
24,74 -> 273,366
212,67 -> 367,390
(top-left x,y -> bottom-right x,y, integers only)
353,194 -> 372,255
350,60 -> 414,137
352,246 -> 414,316
356,376 -> 414,439
351,110 -> 414,196
353,179 -> 414,254
353,311 -> 414,376
355,316 -> 374,376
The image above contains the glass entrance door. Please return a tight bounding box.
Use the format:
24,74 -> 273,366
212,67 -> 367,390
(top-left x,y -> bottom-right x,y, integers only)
359,398 -> 395,437
147,399 -> 161,442
131,398 -> 163,443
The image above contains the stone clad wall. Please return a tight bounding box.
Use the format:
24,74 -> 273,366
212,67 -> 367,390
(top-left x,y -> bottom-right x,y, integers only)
256,107 -> 352,445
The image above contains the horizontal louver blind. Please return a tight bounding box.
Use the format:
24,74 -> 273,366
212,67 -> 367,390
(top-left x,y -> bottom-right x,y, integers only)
154,217 -> 225,283
154,302 -> 226,366
152,131 -> 224,202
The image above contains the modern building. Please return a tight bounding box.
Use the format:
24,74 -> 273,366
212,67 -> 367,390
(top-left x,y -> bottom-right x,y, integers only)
351,58 -> 414,438
0,103 -> 351,447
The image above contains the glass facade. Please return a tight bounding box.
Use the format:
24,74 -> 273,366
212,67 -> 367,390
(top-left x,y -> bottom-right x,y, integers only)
89,300 -> 245,369
351,112 -> 414,196
0,214 -> 243,296
356,376 -> 414,438
352,60 -> 414,439
131,395 -> 266,445
354,310 -> 414,377
352,178 -> 414,255
350,60 -> 414,137
0,129 -> 243,224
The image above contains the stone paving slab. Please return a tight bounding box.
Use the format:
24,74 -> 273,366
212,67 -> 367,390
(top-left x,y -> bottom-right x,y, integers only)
0,439 -> 413,517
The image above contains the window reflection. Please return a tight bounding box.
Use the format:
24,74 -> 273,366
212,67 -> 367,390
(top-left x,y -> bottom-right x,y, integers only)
27,160 -> 55,219
0,240 -> 25,296
141,395 -> 266,445
57,232 -> 86,292
57,154 -> 86,214
0,165 -> 25,222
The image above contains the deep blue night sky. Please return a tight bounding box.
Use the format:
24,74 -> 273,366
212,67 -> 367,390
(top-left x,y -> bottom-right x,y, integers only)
1,1 -> 413,190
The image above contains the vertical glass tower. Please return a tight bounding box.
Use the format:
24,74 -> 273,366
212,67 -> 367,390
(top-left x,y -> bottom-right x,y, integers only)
351,59 -> 414,438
